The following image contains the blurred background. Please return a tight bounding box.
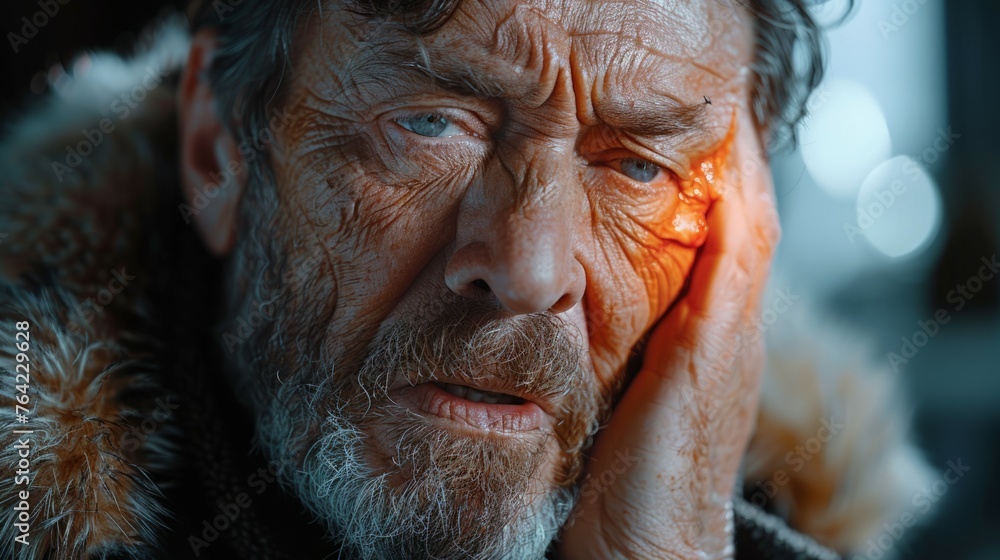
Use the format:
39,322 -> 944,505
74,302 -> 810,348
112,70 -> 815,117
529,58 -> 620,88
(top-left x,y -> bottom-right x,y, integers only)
0,0 -> 996,558
770,1 -> 998,558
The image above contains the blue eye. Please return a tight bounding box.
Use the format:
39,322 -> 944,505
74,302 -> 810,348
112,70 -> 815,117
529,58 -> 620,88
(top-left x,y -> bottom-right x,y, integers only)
398,113 -> 456,137
619,157 -> 661,183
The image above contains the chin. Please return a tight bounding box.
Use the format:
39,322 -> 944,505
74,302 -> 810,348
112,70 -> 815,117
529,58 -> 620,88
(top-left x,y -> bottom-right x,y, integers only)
254,374 -> 576,560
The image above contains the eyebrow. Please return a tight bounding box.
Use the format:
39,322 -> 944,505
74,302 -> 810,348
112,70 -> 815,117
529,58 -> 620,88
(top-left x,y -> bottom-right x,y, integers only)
386,49 -> 712,141
399,59 -> 508,98
596,96 -> 712,140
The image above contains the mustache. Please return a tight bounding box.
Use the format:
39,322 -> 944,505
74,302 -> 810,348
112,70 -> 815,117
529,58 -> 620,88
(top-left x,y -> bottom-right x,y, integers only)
343,297 -> 609,485
353,298 -> 591,417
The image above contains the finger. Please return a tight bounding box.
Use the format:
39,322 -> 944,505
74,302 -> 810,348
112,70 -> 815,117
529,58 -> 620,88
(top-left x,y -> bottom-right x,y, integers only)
732,111 -> 781,295
643,173 -> 755,367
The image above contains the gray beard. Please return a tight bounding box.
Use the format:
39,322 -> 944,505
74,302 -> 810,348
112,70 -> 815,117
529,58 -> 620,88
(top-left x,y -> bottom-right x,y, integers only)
223,282 -> 592,559
248,311 -> 595,559
256,385 -> 577,560
221,173 -> 605,559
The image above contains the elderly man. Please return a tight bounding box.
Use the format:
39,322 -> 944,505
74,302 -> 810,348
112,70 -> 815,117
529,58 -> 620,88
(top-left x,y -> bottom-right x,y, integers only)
0,0 -> 930,558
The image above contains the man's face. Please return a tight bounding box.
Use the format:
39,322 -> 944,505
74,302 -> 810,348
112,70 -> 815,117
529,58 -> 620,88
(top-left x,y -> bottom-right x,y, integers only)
223,0 -> 755,557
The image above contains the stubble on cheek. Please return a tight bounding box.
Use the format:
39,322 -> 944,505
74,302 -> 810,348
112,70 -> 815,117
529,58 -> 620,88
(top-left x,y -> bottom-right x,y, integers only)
266,102 -> 412,363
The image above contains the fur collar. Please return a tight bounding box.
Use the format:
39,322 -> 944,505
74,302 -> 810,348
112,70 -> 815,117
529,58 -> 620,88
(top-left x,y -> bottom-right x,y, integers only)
0,17 -> 931,559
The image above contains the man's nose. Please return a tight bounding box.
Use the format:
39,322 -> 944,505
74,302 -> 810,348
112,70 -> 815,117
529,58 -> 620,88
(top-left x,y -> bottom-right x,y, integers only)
445,161 -> 585,315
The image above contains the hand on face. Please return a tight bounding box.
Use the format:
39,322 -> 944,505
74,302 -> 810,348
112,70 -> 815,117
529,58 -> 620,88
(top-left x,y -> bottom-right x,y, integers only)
557,112 -> 780,559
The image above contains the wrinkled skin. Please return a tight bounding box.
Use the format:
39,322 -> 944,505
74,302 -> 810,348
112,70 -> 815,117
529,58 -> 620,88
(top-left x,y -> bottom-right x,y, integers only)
179,0 -> 779,557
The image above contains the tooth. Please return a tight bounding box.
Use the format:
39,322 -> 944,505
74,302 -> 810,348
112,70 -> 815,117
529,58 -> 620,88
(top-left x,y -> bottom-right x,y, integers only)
444,383 -> 467,398
482,394 -> 498,404
466,388 -> 485,402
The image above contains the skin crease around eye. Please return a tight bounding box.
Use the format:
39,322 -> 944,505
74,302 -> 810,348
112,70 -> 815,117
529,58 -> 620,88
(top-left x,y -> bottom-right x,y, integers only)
397,112 -> 668,180
268,0 -> 754,499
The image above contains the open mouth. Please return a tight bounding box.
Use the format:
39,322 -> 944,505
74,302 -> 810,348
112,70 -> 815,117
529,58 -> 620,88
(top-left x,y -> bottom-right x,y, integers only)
390,379 -> 549,433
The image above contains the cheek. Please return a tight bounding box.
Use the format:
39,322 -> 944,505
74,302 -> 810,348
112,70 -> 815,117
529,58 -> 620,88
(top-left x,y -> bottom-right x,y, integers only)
583,136 -> 733,382
583,198 -> 702,385
272,123 -> 482,354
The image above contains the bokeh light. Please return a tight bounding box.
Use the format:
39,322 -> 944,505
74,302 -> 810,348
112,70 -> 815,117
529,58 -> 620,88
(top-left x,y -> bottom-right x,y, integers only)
855,156 -> 943,259
800,80 -> 892,199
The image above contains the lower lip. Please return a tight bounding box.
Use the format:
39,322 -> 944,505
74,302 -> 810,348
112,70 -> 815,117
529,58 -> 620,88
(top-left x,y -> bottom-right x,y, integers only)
391,382 -> 549,433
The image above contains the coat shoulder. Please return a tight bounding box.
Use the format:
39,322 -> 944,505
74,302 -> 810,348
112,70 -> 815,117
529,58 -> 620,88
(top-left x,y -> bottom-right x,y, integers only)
0,16 -> 189,560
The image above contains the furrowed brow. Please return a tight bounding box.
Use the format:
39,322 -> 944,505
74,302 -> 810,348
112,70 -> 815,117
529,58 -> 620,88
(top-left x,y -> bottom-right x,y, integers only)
361,41 -> 711,140
398,57 -> 507,98
598,97 -> 711,140
353,37 -> 507,99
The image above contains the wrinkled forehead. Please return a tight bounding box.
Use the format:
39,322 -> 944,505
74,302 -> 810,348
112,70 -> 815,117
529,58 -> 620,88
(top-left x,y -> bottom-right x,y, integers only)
298,0 -> 754,130
450,0 -> 754,74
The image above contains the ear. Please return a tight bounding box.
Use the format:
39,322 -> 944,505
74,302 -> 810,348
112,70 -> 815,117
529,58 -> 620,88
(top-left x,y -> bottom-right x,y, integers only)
178,29 -> 246,256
